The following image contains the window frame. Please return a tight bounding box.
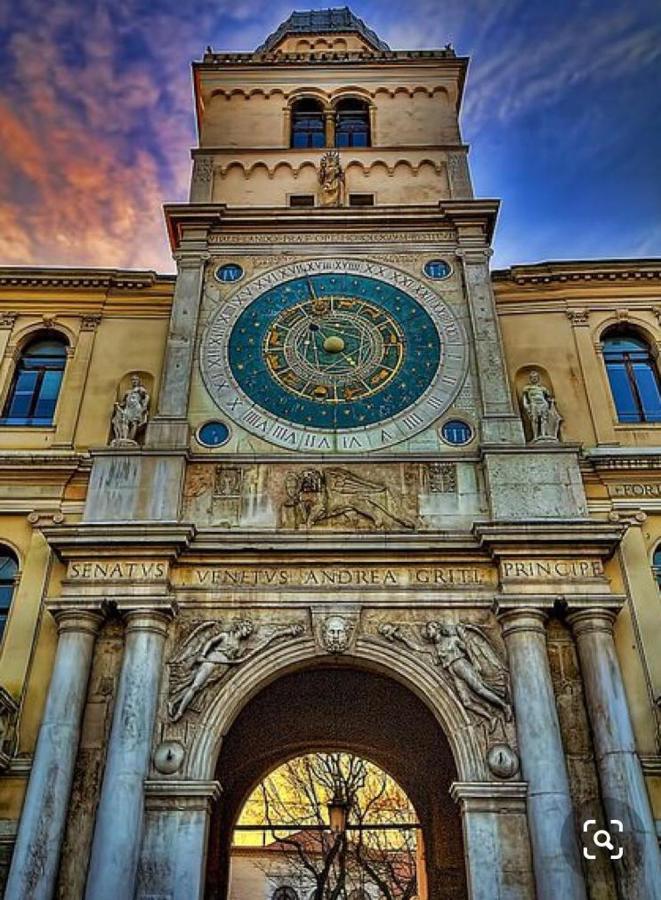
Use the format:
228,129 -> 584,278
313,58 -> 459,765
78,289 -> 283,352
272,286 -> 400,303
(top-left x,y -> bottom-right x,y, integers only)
1,332 -> 69,428
334,97 -> 371,148
601,328 -> 661,425
290,98 -> 326,149
0,547 -> 19,642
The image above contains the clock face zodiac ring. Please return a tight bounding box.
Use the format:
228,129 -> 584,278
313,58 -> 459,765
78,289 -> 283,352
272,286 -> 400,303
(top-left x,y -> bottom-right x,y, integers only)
200,259 -> 468,453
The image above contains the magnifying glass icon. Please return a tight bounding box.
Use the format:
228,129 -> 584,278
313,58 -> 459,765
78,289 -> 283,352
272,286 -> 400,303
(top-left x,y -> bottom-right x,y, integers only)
593,830 -> 615,851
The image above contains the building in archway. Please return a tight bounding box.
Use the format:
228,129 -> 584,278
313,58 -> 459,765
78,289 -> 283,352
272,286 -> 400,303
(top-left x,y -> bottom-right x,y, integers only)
0,8 -> 660,899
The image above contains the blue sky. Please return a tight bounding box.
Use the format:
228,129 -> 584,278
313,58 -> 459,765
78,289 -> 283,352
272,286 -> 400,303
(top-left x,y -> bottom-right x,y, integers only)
0,0 -> 659,270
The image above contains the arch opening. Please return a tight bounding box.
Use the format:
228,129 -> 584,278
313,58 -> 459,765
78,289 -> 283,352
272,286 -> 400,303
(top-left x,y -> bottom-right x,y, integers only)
205,664 -> 467,899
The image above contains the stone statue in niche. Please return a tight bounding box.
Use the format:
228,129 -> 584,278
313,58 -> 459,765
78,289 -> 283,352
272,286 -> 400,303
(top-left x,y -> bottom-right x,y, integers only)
521,369 -> 562,443
379,619 -> 512,732
320,615 -> 352,654
283,467 -> 415,531
318,149 -> 344,207
110,374 -> 150,447
167,619 -> 304,721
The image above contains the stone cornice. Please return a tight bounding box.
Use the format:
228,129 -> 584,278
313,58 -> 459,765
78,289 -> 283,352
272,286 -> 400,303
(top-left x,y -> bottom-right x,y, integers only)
197,49 -> 463,67
583,448 -> 661,471
0,268 -> 175,291
474,520 -> 626,559
492,259 -> 661,287
40,522 -> 196,560
164,200 -> 499,251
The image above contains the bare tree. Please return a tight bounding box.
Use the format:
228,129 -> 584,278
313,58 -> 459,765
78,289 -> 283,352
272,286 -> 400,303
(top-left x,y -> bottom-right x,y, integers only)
246,752 -> 419,899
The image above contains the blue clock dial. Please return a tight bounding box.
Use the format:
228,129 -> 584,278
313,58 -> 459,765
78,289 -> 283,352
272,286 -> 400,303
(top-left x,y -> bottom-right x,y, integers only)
200,258 -> 468,453
227,272 -> 441,430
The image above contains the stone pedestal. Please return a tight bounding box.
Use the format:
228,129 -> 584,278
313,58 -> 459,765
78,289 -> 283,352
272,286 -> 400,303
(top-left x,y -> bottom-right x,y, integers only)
568,608 -> 661,899
5,609 -> 103,900
85,609 -> 171,900
136,780 -> 221,900
450,782 -> 534,899
498,608 -> 586,900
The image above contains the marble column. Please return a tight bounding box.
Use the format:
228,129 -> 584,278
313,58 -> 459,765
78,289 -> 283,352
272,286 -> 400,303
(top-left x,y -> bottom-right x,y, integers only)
450,782 -> 534,899
568,608 -> 661,899
498,608 -> 586,900
136,780 -> 221,899
5,608 -> 103,900
85,608 -> 171,900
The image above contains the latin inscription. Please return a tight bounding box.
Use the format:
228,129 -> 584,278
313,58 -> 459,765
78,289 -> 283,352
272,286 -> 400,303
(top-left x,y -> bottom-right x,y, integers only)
500,559 -> 605,580
611,483 -> 661,499
68,561 -> 168,581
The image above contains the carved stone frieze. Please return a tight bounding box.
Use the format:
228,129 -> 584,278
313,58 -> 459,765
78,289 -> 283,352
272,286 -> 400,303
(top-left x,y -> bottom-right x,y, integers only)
375,617 -> 513,735
183,462 -> 427,531
207,231 -> 456,245
166,617 -> 305,722
426,462 -> 457,493
282,467 -> 416,531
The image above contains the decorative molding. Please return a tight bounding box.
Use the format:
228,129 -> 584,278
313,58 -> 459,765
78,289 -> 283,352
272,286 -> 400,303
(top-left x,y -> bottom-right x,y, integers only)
566,309 -> 590,326
493,264 -> 661,286
80,314 -> 102,331
0,270 -> 173,290
208,229 -> 455,245
0,687 -> 19,771
0,312 -> 18,329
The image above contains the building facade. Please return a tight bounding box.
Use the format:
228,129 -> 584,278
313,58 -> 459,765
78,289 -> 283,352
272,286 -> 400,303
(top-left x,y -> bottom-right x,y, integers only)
0,9 -> 660,899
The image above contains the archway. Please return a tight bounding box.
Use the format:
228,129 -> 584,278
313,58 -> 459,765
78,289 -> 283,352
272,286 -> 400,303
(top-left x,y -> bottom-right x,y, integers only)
205,664 -> 467,899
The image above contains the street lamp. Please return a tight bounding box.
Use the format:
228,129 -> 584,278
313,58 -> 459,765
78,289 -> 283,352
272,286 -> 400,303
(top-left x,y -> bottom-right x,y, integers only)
327,788 -> 350,835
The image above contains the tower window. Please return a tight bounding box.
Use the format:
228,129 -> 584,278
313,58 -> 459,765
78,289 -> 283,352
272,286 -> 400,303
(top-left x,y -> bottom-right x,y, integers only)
291,98 -> 325,149
602,330 -> 661,423
335,97 -> 370,148
1,334 -> 68,427
348,193 -> 374,206
0,548 -> 18,639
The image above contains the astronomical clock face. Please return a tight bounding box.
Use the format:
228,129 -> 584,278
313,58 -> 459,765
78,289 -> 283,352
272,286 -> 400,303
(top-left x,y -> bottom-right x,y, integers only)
200,259 -> 468,452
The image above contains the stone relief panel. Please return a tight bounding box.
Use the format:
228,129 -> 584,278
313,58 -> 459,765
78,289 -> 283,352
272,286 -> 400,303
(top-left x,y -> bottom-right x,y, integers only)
364,612 -> 518,773
182,461 -> 486,531
165,614 -> 306,723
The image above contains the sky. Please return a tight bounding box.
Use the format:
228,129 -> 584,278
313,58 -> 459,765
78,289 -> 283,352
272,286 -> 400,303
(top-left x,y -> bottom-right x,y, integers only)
0,0 -> 660,272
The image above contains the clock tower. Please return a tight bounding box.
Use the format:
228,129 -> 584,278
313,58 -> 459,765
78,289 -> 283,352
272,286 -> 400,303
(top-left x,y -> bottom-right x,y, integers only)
11,9 -> 655,900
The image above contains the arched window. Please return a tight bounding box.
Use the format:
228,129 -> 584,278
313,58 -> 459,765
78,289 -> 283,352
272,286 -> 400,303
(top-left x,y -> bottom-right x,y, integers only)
1,334 -> 68,426
272,888 -> 299,900
291,99 -> 325,149
653,546 -> 661,588
335,98 -> 370,148
0,548 -> 18,638
602,330 -> 661,423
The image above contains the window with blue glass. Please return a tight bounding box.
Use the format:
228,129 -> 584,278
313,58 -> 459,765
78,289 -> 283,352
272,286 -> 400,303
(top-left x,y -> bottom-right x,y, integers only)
335,98 -> 370,148
335,97 -> 371,147
1,335 -> 68,426
653,546 -> 661,589
602,330 -> 661,423
291,99 -> 325,148
0,549 -> 18,639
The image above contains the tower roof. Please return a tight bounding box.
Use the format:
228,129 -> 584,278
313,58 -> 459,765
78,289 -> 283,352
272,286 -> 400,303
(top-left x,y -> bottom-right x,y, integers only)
255,7 -> 391,53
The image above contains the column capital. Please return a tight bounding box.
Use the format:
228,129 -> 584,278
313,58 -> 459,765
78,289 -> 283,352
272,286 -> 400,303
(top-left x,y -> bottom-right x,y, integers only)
450,781 -> 527,814
51,607 -> 105,637
566,607 -> 617,638
455,246 -> 493,264
174,250 -> 210,269
123,606 -> 174,637
496,606 -> 548,638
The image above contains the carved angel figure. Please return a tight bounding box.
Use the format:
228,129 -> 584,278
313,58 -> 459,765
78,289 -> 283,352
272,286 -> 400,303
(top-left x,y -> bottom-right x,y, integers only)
111,374 -> 150,445
318,150 -> 344,207
284,468 -> 415,531
379,620 -> 512,732
521,370 -> 562,443
167,619 -> 304,721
